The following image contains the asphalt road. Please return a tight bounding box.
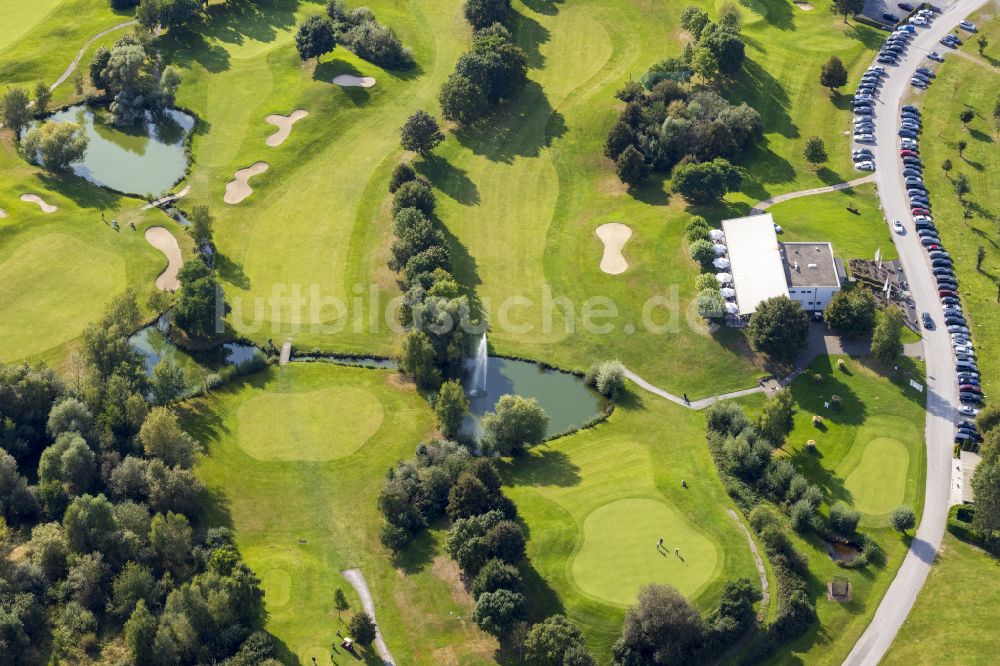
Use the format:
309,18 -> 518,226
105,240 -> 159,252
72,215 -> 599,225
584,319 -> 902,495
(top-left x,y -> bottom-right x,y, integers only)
843,1 -> 989,663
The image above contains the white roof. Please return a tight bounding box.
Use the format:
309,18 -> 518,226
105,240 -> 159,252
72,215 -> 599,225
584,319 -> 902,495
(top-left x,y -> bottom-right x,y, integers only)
721,213 -> 788,315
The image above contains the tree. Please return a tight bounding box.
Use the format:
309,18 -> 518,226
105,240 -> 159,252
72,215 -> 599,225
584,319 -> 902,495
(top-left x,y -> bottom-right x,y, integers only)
295,15 -> 336,64
871,308 -> 904,365
978,35 -> 989,55
697,288 -> 725,319
136,0 -> 160,31
124,600 -> 156,665
803,136 -> 828,168
604,121 -> 636,160
188,205 -> 214,249
612,584 -> 705,665
400,110 -> 444,155
392,179 -> 436,217
389,163 -> 416,192
447,472 -> 494,521
174,257 -> 225,337
584,360 -> 627,399
140,407 -> 199,469
671,158 -> 744,205
747,296 -> 810,364
464,0 -> 511,30
680,6 -> 710,39
21,121 -> 89,171
957,139 -> 968,157
484,520 -> 526,563
480,394 -> 549,456
109,562 -> 156,619
158,0 -> 201,30
401,331 -> 441,389
348,611 -> 377,645
890,505 -> 916,533
471,559 -> 521,598
954,172 -> 970,198
47,398 -> 93,439
960,108 -> 975,127
439,74 -> 488,126
615,144 -> 648,187
334,588 -> 349,620
688,238 -> 716,266
39,432 -> 96,494
34,81 -> 51,114
0,87 -> 31,138
823,288 -> 877,336
757,389 -> 794,445
524,615 -> 588,666
831,0 -> 864,22
691,46 -> 719,83
819,56 -> 848,92
150,360 -> 186,406
150,511 -> 192,576
701,28 -> 745,76
942,158 -> 953,172
28,522 -> 70,581
63,493 -> 116,554
473,588 -> 526,636
435,380 -> 469,438
978,246 -> 986,271
829,501 -> 861,534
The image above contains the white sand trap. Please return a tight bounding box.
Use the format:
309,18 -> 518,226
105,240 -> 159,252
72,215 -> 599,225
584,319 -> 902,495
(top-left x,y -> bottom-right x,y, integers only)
20,194 -> 57,213
224,162 -> 269,205
595,223 -> 633,275
332,74 -> 376,88
0,209 -> 7,218
265,109 -> 309,147
145,226 -> 183,291
794,2 -> 814,9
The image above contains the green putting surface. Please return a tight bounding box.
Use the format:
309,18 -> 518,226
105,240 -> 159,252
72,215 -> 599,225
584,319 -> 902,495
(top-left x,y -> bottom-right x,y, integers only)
843,436 -> 909,516
571,497 -> 719,606
236,385 -> 385,461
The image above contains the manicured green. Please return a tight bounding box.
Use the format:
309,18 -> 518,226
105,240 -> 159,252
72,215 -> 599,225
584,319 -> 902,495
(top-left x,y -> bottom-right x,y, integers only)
504,387 -> 761,659
842,436 -> 909,516
912,11 -> 1000,392
235,385 -> 385,461
186,363 -> 500,665
885,534 -> 1000,666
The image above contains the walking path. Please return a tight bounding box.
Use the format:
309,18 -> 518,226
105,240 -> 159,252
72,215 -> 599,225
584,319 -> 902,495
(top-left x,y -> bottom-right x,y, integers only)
728,509 -> 770,611
952,48 -> 1000,73
750,174 -> 876,214
340,568 -> 395,665
141,185 -> 190,210
50,20 -> 137,91
622,368 -> 765,410
279,340 -> 291,366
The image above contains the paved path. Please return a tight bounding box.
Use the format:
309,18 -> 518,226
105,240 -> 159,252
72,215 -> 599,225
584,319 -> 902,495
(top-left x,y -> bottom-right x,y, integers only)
622,368 -> 765,410
141,185 -> 190,210
279,340 -> 292,366
750,175 -> 876,214
50,20 -> 137,91
341,568 -> 395,665
844,1 -> 987,663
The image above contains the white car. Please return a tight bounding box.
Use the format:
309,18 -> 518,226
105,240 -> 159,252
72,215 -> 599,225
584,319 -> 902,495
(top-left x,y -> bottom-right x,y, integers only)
856,161 -> 875,171
928,51 -> 945,62
857,134 -> 875,143
892,219 -> 905,234
960,20 -> 977,31
959,405 -> 980,416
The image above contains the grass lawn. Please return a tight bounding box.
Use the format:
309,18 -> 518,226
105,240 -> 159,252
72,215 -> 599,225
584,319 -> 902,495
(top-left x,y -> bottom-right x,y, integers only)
768,183 -> 899,261
0,133 -> 173,366
184,363 -> 501,665
503,387 -> 762,659
884,534 -> 1000,665
909,10 -> 1000,392
0,0 -> 133,90
752,354 -> 926,664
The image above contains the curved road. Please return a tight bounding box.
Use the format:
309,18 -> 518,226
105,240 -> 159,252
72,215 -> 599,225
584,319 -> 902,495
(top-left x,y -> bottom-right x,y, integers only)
844,1 -> 988,663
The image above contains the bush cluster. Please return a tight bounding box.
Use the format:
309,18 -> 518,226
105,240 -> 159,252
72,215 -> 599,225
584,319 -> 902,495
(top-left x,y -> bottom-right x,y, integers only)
584,360 -> 626,400
440,24 -> 528,127
0,294 -> 274,665
326,0 -> 414,68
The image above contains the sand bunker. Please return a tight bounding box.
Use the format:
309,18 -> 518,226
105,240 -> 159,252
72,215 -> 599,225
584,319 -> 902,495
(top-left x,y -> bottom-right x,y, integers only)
20,194 -> 57,213
265,109 -> 309,147
332,74 -> 376,88
0,208 -> 6,218
224,162 -> 269,205
595,223 -> 632,275
145,226 -> 183,291
794,2 -> 814,9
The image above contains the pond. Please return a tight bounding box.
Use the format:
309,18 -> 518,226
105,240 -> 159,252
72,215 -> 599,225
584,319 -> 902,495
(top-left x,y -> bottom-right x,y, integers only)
462,356 -> 606,440
825,540 -> 860,563
128,315 -> 264,396
42,105 -> 193,196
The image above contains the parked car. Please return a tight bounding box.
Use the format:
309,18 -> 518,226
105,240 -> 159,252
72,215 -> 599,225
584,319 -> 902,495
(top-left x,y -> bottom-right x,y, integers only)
857,134 -> 875,143
856,161 -> 875,171
921,312 -> 934,329
961,392 -> 984,404
960,20 -> 976,31
883,12 -> 899,22
939,289 -> 958,297
892,219 -> 905,234
928,51 -> 944,61
899,128 -> 917,137
916,66 -> 935,77
921,238 -> 941,247
959,405 -> 979,416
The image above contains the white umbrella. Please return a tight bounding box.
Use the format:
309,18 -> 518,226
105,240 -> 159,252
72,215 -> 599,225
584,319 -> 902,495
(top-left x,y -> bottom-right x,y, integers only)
720,288 -> 736,299
713,244 -> 728,256
709,229 -> 725,241
725,302 -> 739,314
713,257 -> 730,269
716,272 -> 732,284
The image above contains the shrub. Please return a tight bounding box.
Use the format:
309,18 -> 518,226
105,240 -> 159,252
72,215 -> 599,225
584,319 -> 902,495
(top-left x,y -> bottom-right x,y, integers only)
689,238 -> 716,265
890,505 -> 916,533
347,611 -> 377,645
789,499 -> 815,533
471,559 -> 522,598
392,180 -> 436,217
473,588 -> 526,636
829,501 -> 860,534
584,360 -> 627,399
389,162 -> 416,192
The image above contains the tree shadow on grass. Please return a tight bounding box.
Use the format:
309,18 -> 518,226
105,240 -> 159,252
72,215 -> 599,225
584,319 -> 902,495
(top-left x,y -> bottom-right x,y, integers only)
415,155 -> 480,206
519,559 -> 564,623
788,446 -> 853,506
728,59 -> 798,141
453,81 -> 567,164
436,213 -> 482,292
741,141 -> 797,191
830,91 -> 852,111
513,10 -> 551,70
392,527 -> 436,574
816,166 -> 848,186
497,448 -> 582,488
37,172 -> 118,211
790,360 -> 868,426
750,0 -> 795,30
203,0 -> 299,48
158,30 -> 231,74
628,179 -> 670,206
845,23 -> 886,49
216,251 -> 251,290
520,0 -> 563,17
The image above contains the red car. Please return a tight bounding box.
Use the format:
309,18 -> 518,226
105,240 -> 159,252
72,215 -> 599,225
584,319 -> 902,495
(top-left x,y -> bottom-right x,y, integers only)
927,244 -> 941,250
900,149 -> 919,157
913,208 -> 931,215
960,384 -> 983,394
940,289 -> 958,297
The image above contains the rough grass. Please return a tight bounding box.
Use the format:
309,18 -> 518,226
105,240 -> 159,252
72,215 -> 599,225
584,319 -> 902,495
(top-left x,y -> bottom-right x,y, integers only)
909,10 -> 1000,393
185,363 -> 500,665
884,534 -> 1000,665
503,387 -> 760,659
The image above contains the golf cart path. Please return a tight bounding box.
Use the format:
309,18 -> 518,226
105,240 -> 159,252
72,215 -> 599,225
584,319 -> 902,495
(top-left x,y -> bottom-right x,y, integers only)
341,568 -> 395,665
622,369 -> 765,409
141,185 -> 190,210
844,0 -> 988,664
750,174 -> 875,213
51,20 -> 138,91
728,509 -> 770,610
